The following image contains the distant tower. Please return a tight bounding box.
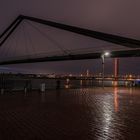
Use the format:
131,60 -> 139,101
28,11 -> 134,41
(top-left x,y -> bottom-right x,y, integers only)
114,58 -> 119,79
86,69 -> 89,77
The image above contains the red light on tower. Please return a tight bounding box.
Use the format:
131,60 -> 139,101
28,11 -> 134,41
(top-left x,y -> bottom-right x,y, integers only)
114,58 -> 119,80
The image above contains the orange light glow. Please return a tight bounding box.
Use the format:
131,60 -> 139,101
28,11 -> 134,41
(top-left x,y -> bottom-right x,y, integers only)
114,87 -> 118,112
114,58 -> 119,79
114,81 -> 118,87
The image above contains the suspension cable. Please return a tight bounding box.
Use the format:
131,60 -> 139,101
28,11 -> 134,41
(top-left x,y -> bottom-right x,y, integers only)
26,21 -> 71,55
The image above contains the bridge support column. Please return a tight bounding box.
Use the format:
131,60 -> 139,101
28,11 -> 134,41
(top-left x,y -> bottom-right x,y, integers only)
114,58 -> 119,80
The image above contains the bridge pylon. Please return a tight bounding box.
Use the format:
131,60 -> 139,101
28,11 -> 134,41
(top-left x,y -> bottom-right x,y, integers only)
114,58 -> 119,80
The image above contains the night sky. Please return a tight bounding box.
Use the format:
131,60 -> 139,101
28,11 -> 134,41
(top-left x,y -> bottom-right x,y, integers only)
0,0 -> 140,75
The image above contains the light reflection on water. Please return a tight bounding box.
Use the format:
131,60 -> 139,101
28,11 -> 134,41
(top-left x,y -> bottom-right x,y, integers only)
114,86 -> 118,112
0,87 -> 140,139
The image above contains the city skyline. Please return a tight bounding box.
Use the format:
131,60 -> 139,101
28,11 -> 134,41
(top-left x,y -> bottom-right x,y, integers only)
0,57 -> 139,75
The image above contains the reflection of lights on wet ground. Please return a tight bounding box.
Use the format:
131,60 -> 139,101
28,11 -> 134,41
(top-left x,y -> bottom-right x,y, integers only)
90,90 -> 114,138
65,79 -> 70,88
80,80 -> 83,86
92,87 -> 119,137
112,81 -> 118,86
65,85 -> 69,89
125,81 -> 128,86
114,87 -> 118,112
100,100 -> 113,138
103,111 -> 112,135
66,78 -> 70,84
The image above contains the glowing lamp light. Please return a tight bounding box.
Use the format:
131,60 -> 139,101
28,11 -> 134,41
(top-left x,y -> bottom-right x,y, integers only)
104,52 -> 110,57
101,51 -> 110,88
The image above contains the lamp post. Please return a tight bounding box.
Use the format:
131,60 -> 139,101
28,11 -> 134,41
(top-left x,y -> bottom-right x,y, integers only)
101,52 -> 110,88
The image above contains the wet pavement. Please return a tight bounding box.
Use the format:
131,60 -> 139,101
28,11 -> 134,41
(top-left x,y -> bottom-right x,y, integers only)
0,87 -> 140,140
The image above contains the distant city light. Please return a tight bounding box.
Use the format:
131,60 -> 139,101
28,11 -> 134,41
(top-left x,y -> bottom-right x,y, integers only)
66,78 -> 70,82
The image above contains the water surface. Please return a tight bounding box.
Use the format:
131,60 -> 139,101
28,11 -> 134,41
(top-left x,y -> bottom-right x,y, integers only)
0,87 -> 140,140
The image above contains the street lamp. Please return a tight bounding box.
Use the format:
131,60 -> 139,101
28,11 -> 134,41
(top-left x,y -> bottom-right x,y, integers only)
101,51 -> 110,88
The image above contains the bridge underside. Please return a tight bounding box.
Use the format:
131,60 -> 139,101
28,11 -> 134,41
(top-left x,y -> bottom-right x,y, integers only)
0,15 -> 140,65
0,49 -> 139,65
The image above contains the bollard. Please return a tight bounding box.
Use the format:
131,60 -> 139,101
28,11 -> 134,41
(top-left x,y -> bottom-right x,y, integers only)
40,83 -> 45,92
24,87 -> 27,93
1,89 -> 4,94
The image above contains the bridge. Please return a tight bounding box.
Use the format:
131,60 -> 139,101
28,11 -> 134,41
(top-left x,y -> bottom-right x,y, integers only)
0,15 -> 140,64
0,14 -> 140,79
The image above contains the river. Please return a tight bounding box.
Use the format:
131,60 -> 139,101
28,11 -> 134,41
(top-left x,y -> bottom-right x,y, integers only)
0,87 -> 139,139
